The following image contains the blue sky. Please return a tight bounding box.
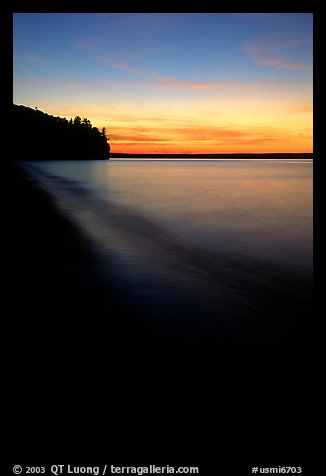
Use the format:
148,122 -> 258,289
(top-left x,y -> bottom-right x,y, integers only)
13,13 -> 313,153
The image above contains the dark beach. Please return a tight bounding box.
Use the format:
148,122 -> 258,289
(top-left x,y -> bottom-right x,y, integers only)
12,163 -> 225,372
11,163 -> 178,371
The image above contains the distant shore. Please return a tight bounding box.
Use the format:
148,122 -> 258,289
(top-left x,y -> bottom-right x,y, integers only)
109,152 -> 313,159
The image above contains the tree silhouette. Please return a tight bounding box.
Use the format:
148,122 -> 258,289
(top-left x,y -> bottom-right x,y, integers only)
82,118 -> 92,128
73,116 -> 82,126
13,105 -> 110,161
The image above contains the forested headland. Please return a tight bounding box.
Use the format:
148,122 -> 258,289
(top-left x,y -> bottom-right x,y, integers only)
13,104 -> 110,161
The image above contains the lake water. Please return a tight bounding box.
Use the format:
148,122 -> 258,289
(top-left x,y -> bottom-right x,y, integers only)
21,159 -> 313,358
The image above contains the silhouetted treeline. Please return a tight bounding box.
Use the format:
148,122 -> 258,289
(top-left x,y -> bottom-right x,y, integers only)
13,104 -> 110,161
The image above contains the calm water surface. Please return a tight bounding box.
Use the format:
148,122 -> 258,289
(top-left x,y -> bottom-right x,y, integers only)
21,159 -> 313,357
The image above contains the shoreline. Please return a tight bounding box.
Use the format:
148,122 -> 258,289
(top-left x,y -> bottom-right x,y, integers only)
11,164 -> 239,365
11,164 -> 157,366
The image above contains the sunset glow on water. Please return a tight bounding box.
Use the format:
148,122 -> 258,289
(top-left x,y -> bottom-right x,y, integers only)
20,159 -> 313,357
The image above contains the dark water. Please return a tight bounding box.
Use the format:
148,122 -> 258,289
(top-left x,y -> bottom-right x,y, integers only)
21,159 -> 313,359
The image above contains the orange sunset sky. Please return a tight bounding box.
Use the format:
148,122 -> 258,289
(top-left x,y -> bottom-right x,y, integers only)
13,13 -> 313,154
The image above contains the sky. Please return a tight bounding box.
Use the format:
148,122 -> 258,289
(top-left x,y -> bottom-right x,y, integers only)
13,13 -> 313,154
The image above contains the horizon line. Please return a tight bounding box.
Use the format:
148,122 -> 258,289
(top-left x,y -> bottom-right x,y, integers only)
109,152 -> 313,157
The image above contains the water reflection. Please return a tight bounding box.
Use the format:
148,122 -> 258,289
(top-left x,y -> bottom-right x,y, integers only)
21,160 -> 313,358
37,159 -> 312,271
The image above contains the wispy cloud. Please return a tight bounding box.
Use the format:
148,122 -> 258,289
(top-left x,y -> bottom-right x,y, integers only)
109,121 -> 284,144
243,38 -> 312,72
108,115 -> 312,153
103,58 -> 305,92
105,60 -> 235,90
